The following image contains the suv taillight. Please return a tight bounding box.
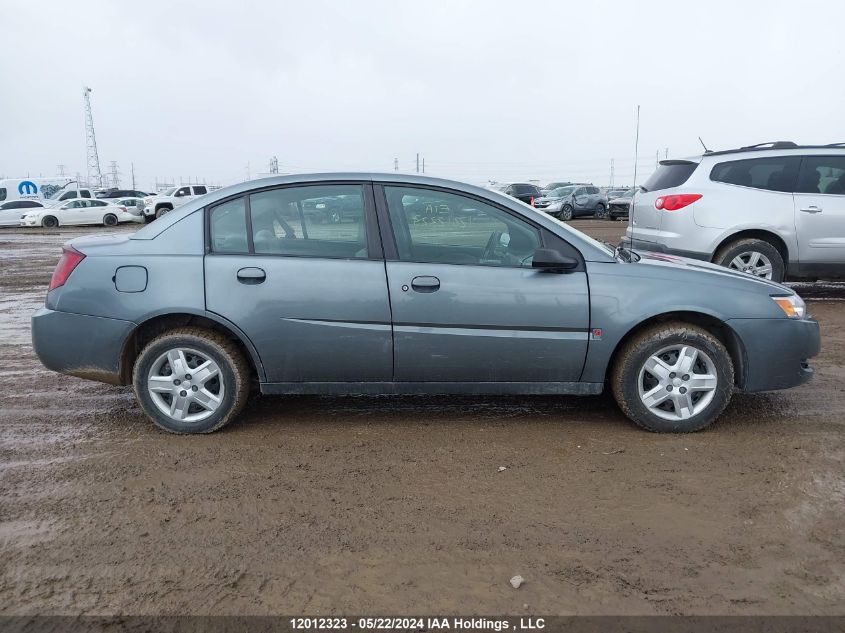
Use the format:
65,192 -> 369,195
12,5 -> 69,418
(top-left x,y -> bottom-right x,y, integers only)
655,194 -> 702,211
49,247 -> 85,291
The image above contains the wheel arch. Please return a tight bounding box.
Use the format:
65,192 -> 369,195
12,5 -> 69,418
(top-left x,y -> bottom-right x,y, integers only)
154,202 -> 174,212
605,310 -> 747,389
119,310 -> 266,385
712,229 -> 790,266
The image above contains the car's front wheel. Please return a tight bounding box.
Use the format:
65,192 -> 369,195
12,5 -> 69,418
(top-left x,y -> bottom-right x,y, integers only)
611,322 -> 734,433
41,215 -> 59,228
714,238 -> 784,282
133,328 -> 251,434
558,205 -> 573,221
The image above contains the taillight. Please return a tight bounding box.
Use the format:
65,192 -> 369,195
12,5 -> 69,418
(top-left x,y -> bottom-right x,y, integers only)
655,193 -> 702,211
48,246 -> 85,291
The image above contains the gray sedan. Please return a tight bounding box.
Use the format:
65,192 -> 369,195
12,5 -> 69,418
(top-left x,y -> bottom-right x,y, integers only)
31,173 -> 819,434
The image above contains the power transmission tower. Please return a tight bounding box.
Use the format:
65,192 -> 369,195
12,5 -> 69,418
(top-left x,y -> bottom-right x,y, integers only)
57,164 -> 66,177
394,157 -> 398,171
82,86 -> 103,188
422,157 -> 425,173
269,156 -> 279,174
416,153 -> 419,173
107,160 -> 121,188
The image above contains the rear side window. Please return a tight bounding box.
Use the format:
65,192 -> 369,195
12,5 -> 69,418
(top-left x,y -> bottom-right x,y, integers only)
642,161 -> 698,192
0,188 -> 6,201
193,185 -> 208,195
210,198 -> 248,253
250,185 -> 368,259
796,156 -> 845,195
710,156 -> 801,192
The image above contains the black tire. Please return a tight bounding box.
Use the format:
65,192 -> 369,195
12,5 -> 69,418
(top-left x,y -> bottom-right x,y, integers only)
133,327 -> 251,434
41,215 -> 59,228
594,203 -> 608,219
558,205 -> 574,221
155,206 -> 171,219
713,238 -> 785,282
143,214 -> 154,224
611,322 -> 734,433
103,213 -> 118,226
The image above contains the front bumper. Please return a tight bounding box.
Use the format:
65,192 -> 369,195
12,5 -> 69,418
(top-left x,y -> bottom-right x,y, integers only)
32,307 -> 136,385
728,316 -> 820,392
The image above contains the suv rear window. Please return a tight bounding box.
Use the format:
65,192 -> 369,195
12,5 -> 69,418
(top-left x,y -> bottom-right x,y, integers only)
641,161 -> 698,192
512,184 -> 541,195
710,156 -> 801,192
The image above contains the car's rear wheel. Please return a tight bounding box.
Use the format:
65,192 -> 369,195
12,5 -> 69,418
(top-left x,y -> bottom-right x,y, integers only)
155,207 -> 171,219
594,203 -> 608,219
558,205 -> 573,221
611,322 -> 734,433
714,238 -> 784,282
133,328 -> 251,434
41,215 -> 59,228
103,213 -> 118,226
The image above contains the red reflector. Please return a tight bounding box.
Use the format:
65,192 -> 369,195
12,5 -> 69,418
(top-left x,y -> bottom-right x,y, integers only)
655,193 -> 702,211
48,246 -> 85,291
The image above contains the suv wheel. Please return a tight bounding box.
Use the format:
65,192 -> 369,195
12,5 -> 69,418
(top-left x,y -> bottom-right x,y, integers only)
133,328 -> 251,434
714,238 -> 784,282
155,207 -> 171,219
594,203 -> 608,219
611,322 -> 734,433
558,205 -> 573,221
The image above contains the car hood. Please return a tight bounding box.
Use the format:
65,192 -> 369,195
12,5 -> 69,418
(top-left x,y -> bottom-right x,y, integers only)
632,250 -> 793,294
608,197 -> 632,204
535,196 -> 561,203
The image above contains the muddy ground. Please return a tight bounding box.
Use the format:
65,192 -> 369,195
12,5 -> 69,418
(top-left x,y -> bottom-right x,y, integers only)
0,220 -> 843,616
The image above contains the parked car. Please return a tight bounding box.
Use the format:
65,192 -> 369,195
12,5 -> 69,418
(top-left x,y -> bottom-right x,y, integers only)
32,173 -> 818,436
20,199 -> 142,228
605,189 -> 629,200
0,199 -> 45,226
535,185 -> 607,220
96,189 -> 151,199
45,185 -> 96,204
622,142 -> 845,282
502,183 -> 542,205
541,181 -> 574,195
607,189 -> 636,220
140,185 -> 209,220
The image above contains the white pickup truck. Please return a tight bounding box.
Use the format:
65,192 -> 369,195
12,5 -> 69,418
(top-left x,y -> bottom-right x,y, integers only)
141,184 -> 209,221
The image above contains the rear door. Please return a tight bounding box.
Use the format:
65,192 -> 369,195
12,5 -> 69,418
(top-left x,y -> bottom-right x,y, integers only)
0,201 -> 23,226
204,182 -> 393,384
794,155 -> 845,268
378,184 -> 589,383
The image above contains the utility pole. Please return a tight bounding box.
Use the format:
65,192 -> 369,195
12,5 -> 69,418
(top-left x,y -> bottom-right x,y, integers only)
632,105 -> 641,190
665,147 -> 669,159
609,158 -> 615,188
416,153 -> 419,173
131,163 -> 136,189
655,150 -> 659,169
394,157 -> 398,171
82,86 -> 103,189
422,157 -> 425,174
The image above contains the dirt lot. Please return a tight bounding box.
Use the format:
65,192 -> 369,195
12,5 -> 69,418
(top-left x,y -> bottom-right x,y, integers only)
0,220 -> 843,616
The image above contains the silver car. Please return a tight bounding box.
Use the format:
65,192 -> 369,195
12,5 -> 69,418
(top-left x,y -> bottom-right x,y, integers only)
623,142 -> 845,282
534,185 -> 608,220
32,173 -> 819,434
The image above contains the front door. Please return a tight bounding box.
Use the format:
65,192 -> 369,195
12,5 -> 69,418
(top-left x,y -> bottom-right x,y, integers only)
794,155 -> 845,268
379,184 -> 590,383
204,183 -> 393,384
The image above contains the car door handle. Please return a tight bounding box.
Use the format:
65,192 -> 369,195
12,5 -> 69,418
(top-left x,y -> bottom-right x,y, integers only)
410,276 -> 440,293
236,267 -> 266,284
800,205 -> 823,213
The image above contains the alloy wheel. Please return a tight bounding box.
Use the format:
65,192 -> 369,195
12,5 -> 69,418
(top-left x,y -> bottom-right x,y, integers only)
728,251 -> 773,279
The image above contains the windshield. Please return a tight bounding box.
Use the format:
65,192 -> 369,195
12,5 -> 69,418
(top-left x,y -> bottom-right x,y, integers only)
159,187 -> 177,196
545,213 -> 616,257
46,183 -> 77,200
548,186 -> 576,198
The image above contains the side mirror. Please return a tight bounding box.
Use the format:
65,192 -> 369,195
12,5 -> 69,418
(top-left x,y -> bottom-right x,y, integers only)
532,248 -> 579,272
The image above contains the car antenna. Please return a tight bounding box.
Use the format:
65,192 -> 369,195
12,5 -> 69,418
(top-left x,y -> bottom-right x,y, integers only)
698,136 -> 711,153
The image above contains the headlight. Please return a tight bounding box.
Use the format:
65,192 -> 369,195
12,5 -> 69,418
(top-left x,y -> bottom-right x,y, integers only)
772,295 -> 805,319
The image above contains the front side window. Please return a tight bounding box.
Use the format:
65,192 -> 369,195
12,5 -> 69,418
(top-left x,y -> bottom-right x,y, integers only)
0,188 -> 6,201
710,156 -> 801,192
250,185 -> 367,258
384,186 -> 540,267
89,200 -> 107,207
796,156 -> 845,195
210,197 -> 248,253
175,186 -> 191,197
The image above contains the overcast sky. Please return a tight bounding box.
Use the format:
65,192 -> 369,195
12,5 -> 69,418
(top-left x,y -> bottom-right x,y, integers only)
2,0 -> 843,189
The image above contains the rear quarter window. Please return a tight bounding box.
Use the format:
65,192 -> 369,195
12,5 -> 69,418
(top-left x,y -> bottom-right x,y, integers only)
642,161 -> 699,192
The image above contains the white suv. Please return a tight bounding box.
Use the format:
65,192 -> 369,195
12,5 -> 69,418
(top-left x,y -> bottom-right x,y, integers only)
141,184 -> 209,221
622,142 -> 845,282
